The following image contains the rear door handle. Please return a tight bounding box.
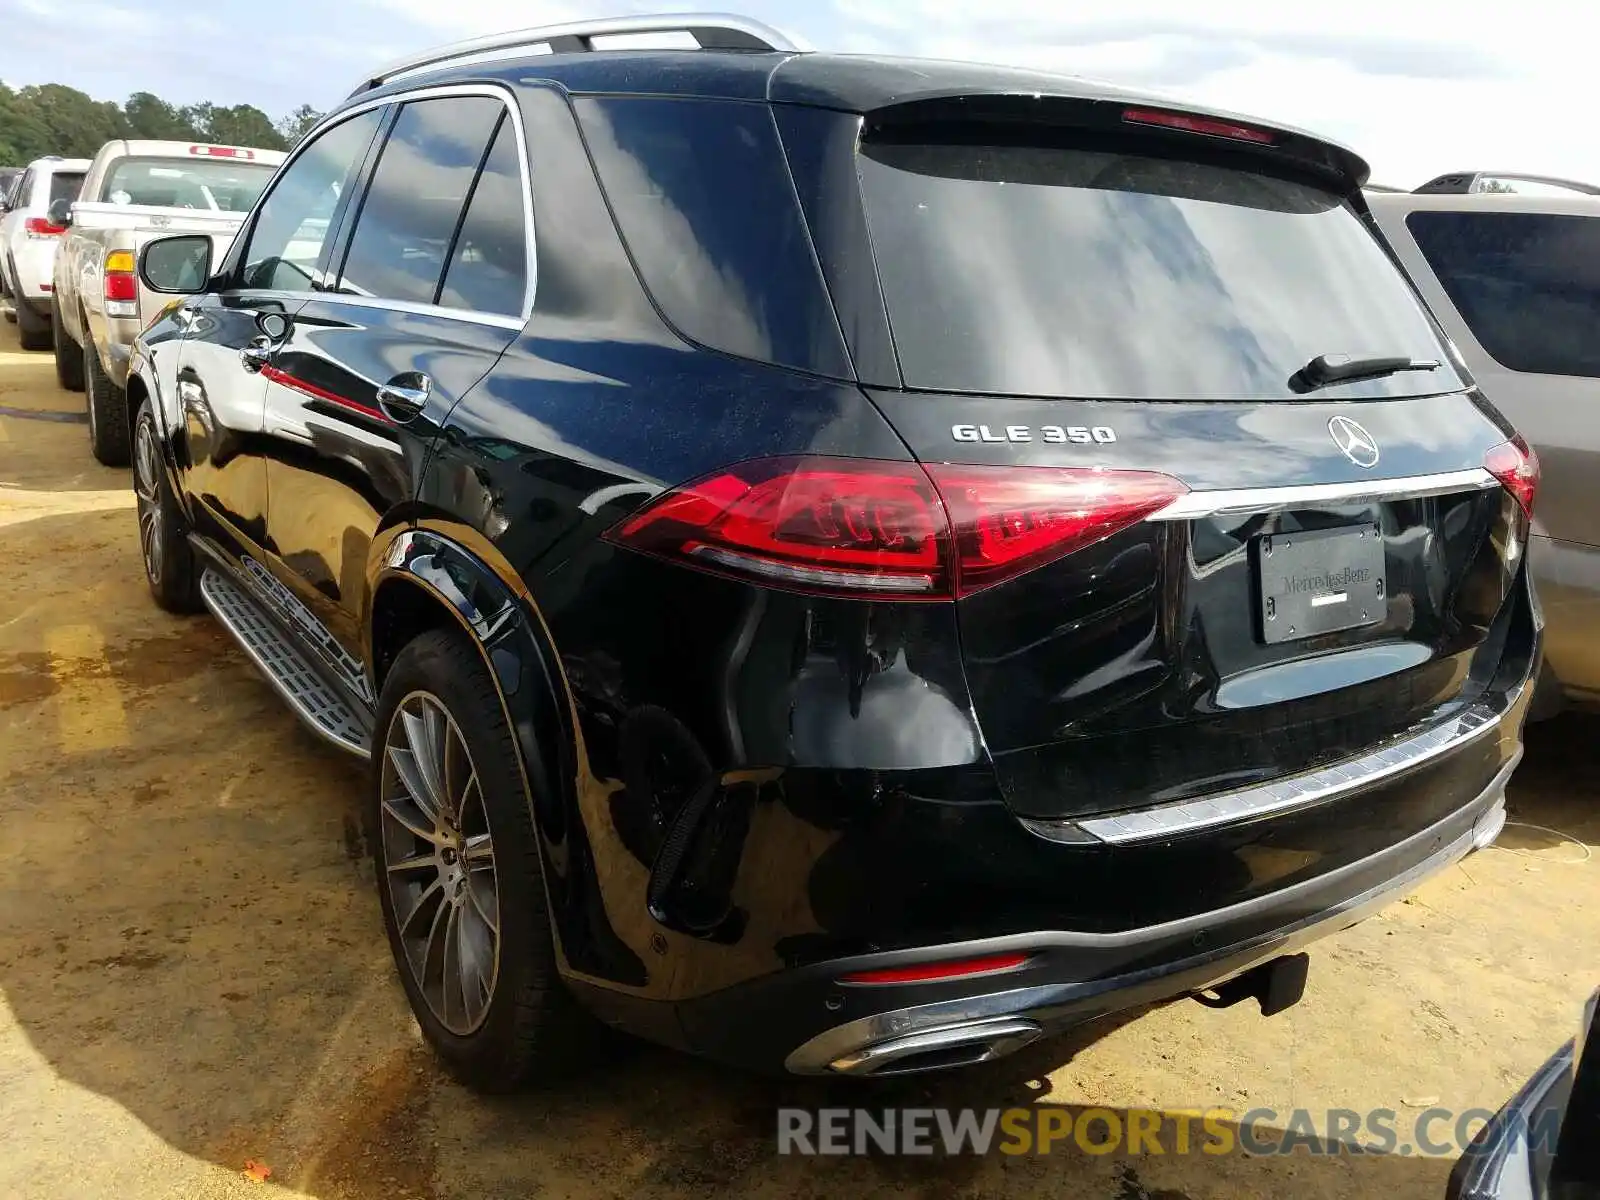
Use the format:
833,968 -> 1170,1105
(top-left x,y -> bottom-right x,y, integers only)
376,373 -> 432,423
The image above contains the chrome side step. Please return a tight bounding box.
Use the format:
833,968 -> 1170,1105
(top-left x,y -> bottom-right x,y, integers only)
199,567 -> 373,759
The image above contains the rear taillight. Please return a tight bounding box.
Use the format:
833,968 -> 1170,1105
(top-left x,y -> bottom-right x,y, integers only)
605,456 -> 1187,599
1485,435 -> 1539,517
1122,107 -> 1276,145
24,217 -> 65,238
925,463 -> 1188,595
103,249 -> 138,315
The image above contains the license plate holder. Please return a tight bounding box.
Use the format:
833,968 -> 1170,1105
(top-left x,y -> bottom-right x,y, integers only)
1257,524 -> 1386,645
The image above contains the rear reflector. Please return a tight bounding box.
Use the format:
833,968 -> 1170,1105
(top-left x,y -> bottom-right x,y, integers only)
1122,107 -> 1276,145
839,952 -> 1030,986
605,456 -> 1187,599
1485,435 -> 1539,517
23,217 -> 65,237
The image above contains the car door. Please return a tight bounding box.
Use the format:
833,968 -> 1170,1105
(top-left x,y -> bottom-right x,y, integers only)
172,107 -> 385,555
258,88 -> 531,664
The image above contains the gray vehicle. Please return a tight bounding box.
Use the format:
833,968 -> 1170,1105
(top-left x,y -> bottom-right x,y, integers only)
1368,185 -> 1600,713
50,139 -> 282,463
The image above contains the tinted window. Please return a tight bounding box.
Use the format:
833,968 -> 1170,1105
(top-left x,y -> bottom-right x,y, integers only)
16,170 -> 34,207
242,108 -> 383,291
575,96 -> 850,377
338,96 -> 502,305
103,157 -> 273,210
858,135 -> 1461,399
48,172 -> 84,206
1407,211 -> 1600,379
437,115 -> 528,317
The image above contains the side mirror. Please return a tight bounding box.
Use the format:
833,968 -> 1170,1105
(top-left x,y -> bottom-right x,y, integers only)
46,198 -> 73,228
139,234 -> 213,294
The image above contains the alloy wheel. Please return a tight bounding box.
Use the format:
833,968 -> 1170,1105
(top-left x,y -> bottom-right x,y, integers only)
380,691 -> 501,1035
132,418 -> 163,585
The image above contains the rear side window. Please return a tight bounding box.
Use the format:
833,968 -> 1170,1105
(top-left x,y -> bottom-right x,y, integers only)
437,116 -> 528,318
1406,211 -> 1600,379
575,96 -> 850,378
857,132 -> 1461,399
48,172 -> 84,206
338,96 -> 503,306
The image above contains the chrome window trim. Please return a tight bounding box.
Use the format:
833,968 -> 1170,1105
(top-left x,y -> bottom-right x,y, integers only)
239,82 -> 536,329
1150,467 -> 1498,521
1023,697 -> 1508,847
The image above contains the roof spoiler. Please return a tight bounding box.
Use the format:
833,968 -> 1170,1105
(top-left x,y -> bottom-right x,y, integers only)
861,94 -> 1370,192
1414,171 -> 1600,196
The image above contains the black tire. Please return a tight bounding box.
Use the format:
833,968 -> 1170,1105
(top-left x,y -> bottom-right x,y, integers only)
86,332 -> 130,466
132,400 -> 201,614
15,295 -> 51,350
53,297 -> 85,391
371,629 -> 601,1091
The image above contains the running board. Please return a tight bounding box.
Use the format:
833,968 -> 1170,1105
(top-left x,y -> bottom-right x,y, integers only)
199,567 -> 373,759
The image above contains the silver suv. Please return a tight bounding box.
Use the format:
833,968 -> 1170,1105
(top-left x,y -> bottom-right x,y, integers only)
1369,179 -> 1600,713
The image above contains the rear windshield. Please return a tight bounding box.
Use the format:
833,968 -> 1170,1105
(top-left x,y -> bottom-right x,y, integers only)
48,172 -> 84,205
857,132 -> 1462,399
1406,210 -> 1600,380
103,156 -> 275,212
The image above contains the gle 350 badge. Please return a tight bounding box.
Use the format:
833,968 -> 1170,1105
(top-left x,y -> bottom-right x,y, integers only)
951,423 -> 1118,444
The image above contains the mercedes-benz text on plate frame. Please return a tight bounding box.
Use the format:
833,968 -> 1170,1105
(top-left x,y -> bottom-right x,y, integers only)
1328,415 -> 1381,468
1257,524 -> 1387,644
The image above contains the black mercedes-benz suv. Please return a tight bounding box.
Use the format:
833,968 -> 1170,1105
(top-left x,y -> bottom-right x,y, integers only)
123,14 -> 1541,1086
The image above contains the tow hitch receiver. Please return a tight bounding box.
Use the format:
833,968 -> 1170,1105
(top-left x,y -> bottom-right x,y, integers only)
1194,952 -> 1310,1017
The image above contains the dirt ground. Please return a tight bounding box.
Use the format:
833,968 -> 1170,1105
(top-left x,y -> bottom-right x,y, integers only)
0,316 -> 1595,1200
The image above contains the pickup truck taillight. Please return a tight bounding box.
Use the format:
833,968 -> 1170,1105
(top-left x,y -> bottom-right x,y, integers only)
24,217 -> 66,238
103,250 -> 139,318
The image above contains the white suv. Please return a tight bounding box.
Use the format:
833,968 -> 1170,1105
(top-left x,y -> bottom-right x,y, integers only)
0,156 -> 91,349
1368,175 -> 1600,712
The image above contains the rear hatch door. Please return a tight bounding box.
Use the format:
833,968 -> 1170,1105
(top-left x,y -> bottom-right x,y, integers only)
842,101 -> 1528,821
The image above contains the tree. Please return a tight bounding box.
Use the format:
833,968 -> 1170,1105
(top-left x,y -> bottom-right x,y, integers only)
204,104 -> 288,151
124,91 -> 196,141
276,104 -> 324,147
0,84 -> 312,166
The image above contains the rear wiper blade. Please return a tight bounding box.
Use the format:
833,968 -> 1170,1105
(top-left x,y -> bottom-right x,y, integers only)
1289,353 -> 1441,393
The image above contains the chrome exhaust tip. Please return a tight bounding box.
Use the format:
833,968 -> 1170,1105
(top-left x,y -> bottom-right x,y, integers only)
1472,793 -> 1508,851
825,1016 -> 1043,1077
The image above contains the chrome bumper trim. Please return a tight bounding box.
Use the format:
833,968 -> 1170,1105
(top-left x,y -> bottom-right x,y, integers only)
1024,699 -> 1504,847
1150,467 -> 1498,521
786,771 -> 1512,1075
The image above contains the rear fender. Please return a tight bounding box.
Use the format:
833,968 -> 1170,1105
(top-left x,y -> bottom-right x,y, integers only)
368,523 -> 650,990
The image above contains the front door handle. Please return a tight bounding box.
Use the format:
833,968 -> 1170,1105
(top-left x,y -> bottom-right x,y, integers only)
376,373 -> 432,423
241,337 -> 273,373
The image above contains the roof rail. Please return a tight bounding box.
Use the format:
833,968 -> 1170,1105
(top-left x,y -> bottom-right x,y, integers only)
1414,171 -> 1600,196
353,12 -> 810,96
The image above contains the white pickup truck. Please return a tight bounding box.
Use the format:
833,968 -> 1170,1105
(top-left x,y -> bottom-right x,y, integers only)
51,139 -> 284,464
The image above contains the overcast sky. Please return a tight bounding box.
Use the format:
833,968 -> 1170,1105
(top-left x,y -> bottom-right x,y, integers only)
0,0 -> 1590,188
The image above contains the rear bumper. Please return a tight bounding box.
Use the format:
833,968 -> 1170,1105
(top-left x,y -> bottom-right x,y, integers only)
674,751 -> 1517,1074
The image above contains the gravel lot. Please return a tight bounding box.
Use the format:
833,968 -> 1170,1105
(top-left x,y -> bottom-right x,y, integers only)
0,317 -> 1594,1200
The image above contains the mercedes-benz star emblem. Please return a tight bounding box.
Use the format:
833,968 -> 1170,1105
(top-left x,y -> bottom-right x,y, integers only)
1328,415 -> 1380,468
